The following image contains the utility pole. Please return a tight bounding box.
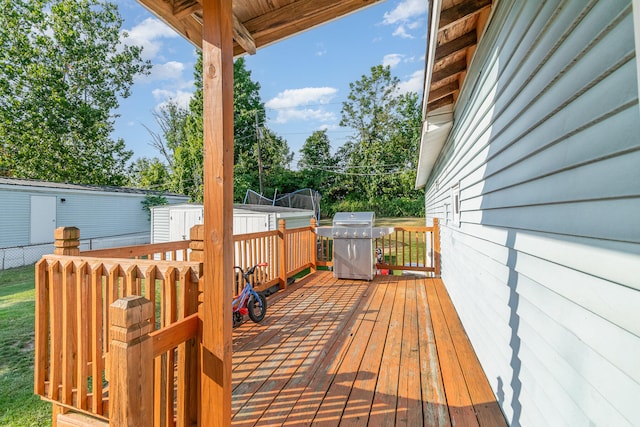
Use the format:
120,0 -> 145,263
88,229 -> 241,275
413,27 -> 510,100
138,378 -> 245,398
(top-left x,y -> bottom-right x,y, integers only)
255,111 -> 264,195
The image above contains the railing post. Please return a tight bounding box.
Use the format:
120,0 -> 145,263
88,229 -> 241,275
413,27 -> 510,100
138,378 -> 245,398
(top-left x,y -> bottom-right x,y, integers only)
278,219 -> 287,290
189,224 -> 205,263
109,296 -> 154,427
54,227 -> 80,256
310,217 -> 317,273
433,218 -> 441,277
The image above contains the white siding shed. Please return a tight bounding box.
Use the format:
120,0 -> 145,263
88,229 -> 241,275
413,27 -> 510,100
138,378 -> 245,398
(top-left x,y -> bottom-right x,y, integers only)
150,203 -> 315,243
417,1 -> 640,426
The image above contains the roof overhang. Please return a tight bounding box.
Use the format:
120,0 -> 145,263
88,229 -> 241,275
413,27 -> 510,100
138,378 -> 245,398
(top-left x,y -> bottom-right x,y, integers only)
136,0 -> 385,56
415,0 -> 494,189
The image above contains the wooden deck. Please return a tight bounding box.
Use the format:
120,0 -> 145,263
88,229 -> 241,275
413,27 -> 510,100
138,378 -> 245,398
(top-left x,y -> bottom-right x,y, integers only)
231,271 -> 506,427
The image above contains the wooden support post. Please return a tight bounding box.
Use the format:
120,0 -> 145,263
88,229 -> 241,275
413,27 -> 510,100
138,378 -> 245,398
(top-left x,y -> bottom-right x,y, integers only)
109,296 -> 154,427
201,0 -> 234,426
433,218 -> 441,277
189,224 -> 205,263
54,227 -> 80,256
310,218 -> 317,273
278,219 -> 287,290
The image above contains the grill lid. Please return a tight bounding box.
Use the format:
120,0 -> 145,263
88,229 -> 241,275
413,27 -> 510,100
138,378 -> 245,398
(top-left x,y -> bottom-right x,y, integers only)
332,212 -> 375,227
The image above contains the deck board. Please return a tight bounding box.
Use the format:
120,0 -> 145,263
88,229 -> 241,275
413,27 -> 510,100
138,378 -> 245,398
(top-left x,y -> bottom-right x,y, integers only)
232,271 -> 506,427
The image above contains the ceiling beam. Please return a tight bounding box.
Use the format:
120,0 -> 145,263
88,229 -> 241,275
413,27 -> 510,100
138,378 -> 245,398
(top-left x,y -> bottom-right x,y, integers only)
435,30 -> 477,62
173,0 -> 201,20
431,58 -> 467,83
232,14 -> 256,55
439,0 -> 492,30
428,81 -> 459,103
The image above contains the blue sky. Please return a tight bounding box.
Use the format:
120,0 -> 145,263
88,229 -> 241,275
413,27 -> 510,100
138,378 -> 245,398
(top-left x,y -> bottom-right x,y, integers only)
115,0 -> 428,167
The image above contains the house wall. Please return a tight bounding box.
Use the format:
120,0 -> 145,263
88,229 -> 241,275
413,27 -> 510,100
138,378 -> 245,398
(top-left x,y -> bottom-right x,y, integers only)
425,1 -> 640,426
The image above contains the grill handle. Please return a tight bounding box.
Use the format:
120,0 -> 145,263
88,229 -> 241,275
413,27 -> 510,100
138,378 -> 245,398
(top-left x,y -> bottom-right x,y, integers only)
334,221 -> 371,226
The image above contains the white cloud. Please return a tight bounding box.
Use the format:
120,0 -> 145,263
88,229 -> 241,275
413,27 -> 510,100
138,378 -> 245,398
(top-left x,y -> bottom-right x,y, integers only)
392,25 -> 414,39
272,108 -> 336,124
397,69 -> 424,94
122,17 -> 179,60
136,61 -> 186,83
315,43 -> 327,56
383,53 -> 404,68
152,89 -> 193,111
265,87 -> 339,124
266,87 -> 337,109
382,0 -> 427,39
383,0 -> 428,25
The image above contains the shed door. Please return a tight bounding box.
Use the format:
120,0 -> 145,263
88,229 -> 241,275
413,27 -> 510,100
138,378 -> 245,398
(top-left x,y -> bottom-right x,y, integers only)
170,209 -> 203,241
30,196 -> 57,244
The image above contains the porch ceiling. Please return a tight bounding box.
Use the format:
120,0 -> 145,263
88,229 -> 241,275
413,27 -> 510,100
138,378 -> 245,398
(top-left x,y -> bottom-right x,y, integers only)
136,0 -> 385,56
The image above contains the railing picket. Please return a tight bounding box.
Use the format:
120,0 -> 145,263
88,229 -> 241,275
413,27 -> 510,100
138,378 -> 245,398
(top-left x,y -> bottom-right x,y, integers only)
90,265 -> 104,415
76,261 -> 89,409
34,259 -> 48,396
48,261 -> 62,400
61,260 -> 77,404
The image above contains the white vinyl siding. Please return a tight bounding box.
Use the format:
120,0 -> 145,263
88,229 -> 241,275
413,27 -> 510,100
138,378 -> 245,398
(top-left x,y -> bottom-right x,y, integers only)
425,1 -> 640,426
0,191 -> 30,247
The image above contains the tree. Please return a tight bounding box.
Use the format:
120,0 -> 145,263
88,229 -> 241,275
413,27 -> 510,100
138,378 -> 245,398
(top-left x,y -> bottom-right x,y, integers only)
164,53 -> 293,202
333,65 -> 423,216
0,0 -> 150,185
129,157 -> 170,190
298,129 -> 335,193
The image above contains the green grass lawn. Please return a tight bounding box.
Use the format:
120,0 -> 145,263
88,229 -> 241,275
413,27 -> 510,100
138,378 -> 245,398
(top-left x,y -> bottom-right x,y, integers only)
0,265 -> 51,427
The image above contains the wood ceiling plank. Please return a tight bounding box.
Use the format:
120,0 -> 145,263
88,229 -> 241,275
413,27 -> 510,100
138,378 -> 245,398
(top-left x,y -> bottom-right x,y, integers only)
427,95 -> 454,115
439,0 -> 492,30
174,0 -> 202,20
431,58 -> 467,83
435,29 -> 477,62
428,81 -> 459,103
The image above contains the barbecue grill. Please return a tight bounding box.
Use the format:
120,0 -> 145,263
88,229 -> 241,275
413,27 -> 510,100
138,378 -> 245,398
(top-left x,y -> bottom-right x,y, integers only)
317,212 -> 393,280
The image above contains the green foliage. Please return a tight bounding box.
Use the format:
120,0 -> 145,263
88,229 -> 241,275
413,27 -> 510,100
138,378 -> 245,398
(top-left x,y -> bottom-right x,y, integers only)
140,57 -> 423,218
0,0 -> 150,185
141,194 -> 168,220
149,53 -> 293,203
0,266 -> 52,426
129,157 -> 170,190
321,64 -> 424,217
298,129 -> 336,195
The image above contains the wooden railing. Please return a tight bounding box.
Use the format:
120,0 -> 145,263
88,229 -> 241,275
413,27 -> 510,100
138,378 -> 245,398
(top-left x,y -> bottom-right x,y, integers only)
374,218 -> 440,275
81,240 -> 190,261
315,219 -> 441,275
35,218 -> 440,426
34,227 -> 201,426
231,219 -> 317,294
